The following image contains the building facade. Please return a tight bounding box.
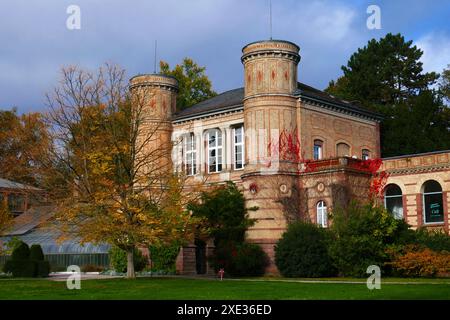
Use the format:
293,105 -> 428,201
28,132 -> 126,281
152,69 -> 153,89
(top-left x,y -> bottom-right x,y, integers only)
130,39 -> 450,275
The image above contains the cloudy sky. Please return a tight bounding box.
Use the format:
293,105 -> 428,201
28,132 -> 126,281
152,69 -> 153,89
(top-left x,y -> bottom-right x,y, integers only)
1,0 -> 449,113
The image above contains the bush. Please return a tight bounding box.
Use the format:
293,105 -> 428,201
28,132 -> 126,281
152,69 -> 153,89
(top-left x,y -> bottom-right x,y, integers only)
275,222 -> 336,277
81,264 -> 104,272
149,243 -> 180,272
212,241 -> 268,277
414,228 -> 450,252
231,243 -> 268,277
210,240 -> 235,272
329,202 -> 407,277
390,246 -> 450,277
109,247 -> 147,273
3,242 -> 50,278
3,260 -> 36,277
11,241 -> 30,260
35,260 -> 50,277
5,237 -> 23,255
29,244 -> 44,261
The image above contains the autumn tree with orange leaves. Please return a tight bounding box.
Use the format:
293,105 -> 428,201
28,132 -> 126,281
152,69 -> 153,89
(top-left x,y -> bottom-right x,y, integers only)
45,64 -> 200,278
0,109 -> 51,187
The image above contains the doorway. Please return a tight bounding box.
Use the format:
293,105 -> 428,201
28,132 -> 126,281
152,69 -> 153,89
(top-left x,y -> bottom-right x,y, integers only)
195,239 -> 207,274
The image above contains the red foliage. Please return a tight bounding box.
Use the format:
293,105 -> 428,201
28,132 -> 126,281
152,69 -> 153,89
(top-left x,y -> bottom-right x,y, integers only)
303,159 -> 319,173
350,158 -> 389,199
249,183 -> 258,194
350,158 -> 383,174
370,171 -> 389,200
267,129 -> 302,164
264,131 -> 389,199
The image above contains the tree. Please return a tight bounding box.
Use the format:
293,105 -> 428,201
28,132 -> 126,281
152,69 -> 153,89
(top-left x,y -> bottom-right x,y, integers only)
326,33 -> 450,157
188,181 -> 256,245
45,64 -> 200,278
381,90 -> 450,156
0,202 -> 13,252
187,182 -> 267,275
160,58 -> 216,111
0,109 -> 51,187
328,201 -> 410,277
439,64 -> 450,105
326,33 -> 438,110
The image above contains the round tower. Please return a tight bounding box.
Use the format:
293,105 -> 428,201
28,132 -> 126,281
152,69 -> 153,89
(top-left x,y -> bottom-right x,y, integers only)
241,40 -> 301,273
129,74 -> 178,175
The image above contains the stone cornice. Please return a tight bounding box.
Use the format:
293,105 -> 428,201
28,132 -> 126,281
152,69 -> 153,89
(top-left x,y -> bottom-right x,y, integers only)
129,81 -> 178,92
241,40 -> 300,64
172,106 -> 243,125
241,50 -> 301,64
129,74 -> 178,92
298,95 -> 382,123
385,163 -> 450,176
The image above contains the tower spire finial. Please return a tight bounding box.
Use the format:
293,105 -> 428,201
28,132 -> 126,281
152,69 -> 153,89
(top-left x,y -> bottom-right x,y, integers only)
154,40 -> 158,74
269,0 -> 272,40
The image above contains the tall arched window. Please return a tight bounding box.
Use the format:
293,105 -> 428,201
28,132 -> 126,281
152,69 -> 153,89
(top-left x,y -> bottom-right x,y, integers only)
336,142 -> 350,157
316,201 -> 327,228
422,180 -> 444,224
313,140 -> 323,160
384,184 -> 403,219
207,129 -> 222,173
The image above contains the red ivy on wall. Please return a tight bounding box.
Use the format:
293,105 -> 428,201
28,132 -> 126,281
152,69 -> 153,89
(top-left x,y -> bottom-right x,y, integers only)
350,158 -> 389,199
267,128 -> 302,164
264,130 -> 389,200
249,182 -> 258,194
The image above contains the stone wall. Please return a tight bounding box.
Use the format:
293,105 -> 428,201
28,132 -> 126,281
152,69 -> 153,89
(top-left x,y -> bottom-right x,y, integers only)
299,101 -> 380,160
382,151 -> 450,234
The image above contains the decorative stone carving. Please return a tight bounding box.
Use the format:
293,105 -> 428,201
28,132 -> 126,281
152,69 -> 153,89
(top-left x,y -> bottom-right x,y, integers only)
317,182 -> 325,193
279,184 -> 288,193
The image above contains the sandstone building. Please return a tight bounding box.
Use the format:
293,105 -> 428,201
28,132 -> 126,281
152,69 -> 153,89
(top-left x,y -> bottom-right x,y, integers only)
129,39 -> 450,274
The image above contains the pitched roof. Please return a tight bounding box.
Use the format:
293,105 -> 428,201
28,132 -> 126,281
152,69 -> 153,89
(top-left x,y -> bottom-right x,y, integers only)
173,83 -> 382,122
173,87 -> 244,121
2,205 -> 55,236
0,178 -> 42,191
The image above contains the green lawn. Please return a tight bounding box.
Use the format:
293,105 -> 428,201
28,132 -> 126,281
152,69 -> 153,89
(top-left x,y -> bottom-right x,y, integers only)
0,277 -> 449,300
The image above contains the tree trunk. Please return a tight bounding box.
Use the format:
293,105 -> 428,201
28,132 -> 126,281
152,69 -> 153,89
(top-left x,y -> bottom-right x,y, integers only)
126,249 -> 135,279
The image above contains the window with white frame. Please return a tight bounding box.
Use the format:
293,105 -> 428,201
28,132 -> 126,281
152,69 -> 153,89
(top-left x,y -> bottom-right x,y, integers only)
313,140 -> 323,160
362,149 -> 370,160
233,125 -> 244,170
207,129 -> 222,173
184,133 -> 196,176
316,201 -> 327,228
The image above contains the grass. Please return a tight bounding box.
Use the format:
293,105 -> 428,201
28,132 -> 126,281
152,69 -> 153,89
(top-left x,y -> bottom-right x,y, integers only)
0,277 -> 449,300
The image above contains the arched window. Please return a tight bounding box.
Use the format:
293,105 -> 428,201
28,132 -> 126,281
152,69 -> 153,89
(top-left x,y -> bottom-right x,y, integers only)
207,129 -> 222,173
316,201 -> 327,228
362,149 -> 370,160
313,140 -> 323,160
422,180 -> 444,224
336,142 -> 350,157
384,184 -> 403,219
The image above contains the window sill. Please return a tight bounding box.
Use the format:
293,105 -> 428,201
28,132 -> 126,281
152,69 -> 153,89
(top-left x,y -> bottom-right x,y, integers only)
422,222 -> 445,227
